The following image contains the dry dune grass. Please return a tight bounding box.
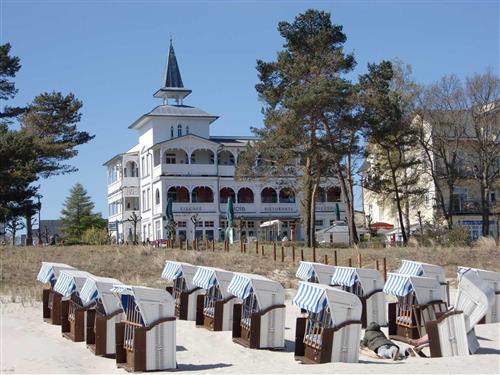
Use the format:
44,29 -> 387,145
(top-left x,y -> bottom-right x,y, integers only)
1,242 -> 499,302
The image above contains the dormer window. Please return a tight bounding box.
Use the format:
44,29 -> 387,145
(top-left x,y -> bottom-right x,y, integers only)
170,126 -> 174,139
177,124 -> 182,137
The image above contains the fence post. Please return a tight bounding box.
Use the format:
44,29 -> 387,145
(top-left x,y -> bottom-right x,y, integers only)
348,258 -> 352,267
324,254 -> 328,264
376,259 -> 379,270
358,253 -> 362,268
261,245 -> 264,256
334,250 -> 338,266
273,246 -> 277,262
301,249 -> 304,261
313,245 -> 316,263
240,241 -> 243,253
186,239 -> 190,250
243,243 -> 247,253
212,240 -> 215,252
256,240 -> 259,254
383,257 -> 387,281
292,245 -> 296,263
281,246 -> 285,262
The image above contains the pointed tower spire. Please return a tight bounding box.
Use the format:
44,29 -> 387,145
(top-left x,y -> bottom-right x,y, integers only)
154,38 -> 191,105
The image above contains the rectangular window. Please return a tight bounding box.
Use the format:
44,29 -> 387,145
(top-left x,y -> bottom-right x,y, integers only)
141,157 -> 145,177
143,225 -> 147,241
147,188 -> 151,210
165,153 -> 176,164
204,221 -> 214,227
142,190 -> 146,211
155,220 -> 161,240
246,221 -> 255,228
315,219 -> 323,227
177,221 -> 187,228
330,219 -> 335,226
148,224 -> 151,240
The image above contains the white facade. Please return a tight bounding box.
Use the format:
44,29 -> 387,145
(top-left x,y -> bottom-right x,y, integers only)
104,43 -> 342,242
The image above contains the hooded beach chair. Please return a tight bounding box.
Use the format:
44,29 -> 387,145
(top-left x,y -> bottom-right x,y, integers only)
384,273 -> 447,343
37,262 -> 75,325
458,266 -> 499,324
398,260 -> 449,303
295,261 -> 336,284
293,281 -> 362,364
161,261 -> 203,321
454,268 -> 495,353
53,269 -> 94,342
79,276 -> 124,357
112,285 -> 176,372
193,266 -> 235,331
330,266 -> 386,327
228,273 -> 286,350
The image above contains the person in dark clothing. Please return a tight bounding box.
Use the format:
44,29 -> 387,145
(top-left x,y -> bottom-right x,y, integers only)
362,322 -> 402,360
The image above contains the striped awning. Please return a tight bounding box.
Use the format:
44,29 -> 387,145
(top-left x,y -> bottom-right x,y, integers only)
111,284 -> 132,296
80,278 -> 99,305
330,267 -> 357,287
193,267 -> 216,290
296,262 -> 315,281
292,282 -> 327,313
383,273 -> 413,297
37,263 -> 57,283
161,262 -> 183,280
228,274 -> 253,300
53,272 -> 77,297
399,260 -> 423,276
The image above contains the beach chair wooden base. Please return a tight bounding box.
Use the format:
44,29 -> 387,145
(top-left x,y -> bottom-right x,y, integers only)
195,294 -> 235,331
87,310 -> 123,357
167,287 -> 201,321
43,290 -> 63,325
61,305 -> 89,342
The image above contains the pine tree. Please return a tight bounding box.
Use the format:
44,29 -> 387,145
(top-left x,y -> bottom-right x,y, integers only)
60,183 -> 106,240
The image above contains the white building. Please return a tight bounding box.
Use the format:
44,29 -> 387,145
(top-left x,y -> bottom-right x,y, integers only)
104,42 -> 343,243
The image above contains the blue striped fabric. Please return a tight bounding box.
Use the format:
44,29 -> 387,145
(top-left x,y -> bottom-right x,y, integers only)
399,260 -> 423,276
228,274 -> 253,299
383,273 -> 413,297
292,282 -> 327,313
296,262 -> 314,281
330,267 -> 357,287
193,267 -> 216,290
37,263 -> 55,283
80,278 -> 98,305
161,261 -> 183,280
53,272 -> 77,297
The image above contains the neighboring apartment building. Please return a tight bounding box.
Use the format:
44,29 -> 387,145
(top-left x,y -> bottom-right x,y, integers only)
362,108 -> 500,240
104,42 -> 344,243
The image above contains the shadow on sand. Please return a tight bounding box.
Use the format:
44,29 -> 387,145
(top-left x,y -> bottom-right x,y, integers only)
177,363 -> 232,371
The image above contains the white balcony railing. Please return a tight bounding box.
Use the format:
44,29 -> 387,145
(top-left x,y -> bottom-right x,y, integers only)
107,177 -> 140,195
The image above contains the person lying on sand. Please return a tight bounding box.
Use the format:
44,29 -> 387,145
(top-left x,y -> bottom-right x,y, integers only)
361,322 -> 407,360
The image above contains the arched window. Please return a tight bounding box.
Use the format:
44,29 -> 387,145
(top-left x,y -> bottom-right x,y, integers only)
191,149 -> 215,165
164,149 -> 189,164
326,187 -> 341,202
279,188 -> 295,203
237,188 -> 254,203
217,150 -> 235,165
261,187 -> 277,203
167,186 -> 189,203
191,186 -> 214,203
186,125 -> 189,135
219,187 -> 236,204
170,126 -> 174,139
155,189 -> 160,205
177,124 -> 182,137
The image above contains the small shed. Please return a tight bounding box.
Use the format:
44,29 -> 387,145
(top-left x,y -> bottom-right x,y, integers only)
384,273 -> 446,343
36,262 -> 75,325
295,261 -> 336,285
192,266 -> 235,331
53,269 -> 94,342
455,268 -> 495,353
458,266 -> 499,324
112,285 -> 176,372
330,266 -> 385,327
398,260 -> 449,303
80,275 -> 123,357
160,261 -> 203,321
292,281 -> 362,364
228,273 -> 285,350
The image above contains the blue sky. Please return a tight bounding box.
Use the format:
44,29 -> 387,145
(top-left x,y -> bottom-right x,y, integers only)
1,0 -> 499,220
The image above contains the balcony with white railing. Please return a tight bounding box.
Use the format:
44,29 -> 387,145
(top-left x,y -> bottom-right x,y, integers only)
218,165 -> 236,176
107,177 -> 140,195
172,202 -> 218,214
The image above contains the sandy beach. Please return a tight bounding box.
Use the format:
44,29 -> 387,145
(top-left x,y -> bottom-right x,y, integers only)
1,292 -> 499,374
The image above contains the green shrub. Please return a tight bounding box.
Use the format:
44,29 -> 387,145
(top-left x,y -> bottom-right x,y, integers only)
82,227 -> 109,246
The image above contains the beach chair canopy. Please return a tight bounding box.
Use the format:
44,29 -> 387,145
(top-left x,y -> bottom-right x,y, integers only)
398,260 -> 446,283
193,266 -> 233,299
111,285 -> 175,326
458,266 -> 499,292
227,273 -> 284,310
80,275 -> 123,314
292,281 -> 362,324
36,262 -> 75,284
455,269 -> 494,330
53,270 -> 93,298
295,261 -> 336,285
383,273 -> 442,304
330,267 -> 384,295
161,261 -> 198,291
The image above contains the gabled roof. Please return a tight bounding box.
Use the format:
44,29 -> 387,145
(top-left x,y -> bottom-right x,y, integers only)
128,104 -> 218,129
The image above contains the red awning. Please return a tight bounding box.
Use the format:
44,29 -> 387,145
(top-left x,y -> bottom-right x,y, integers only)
370,222 -> 394,230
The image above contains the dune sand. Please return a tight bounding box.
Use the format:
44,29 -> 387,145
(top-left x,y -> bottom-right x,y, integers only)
1,292 -> 499,374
